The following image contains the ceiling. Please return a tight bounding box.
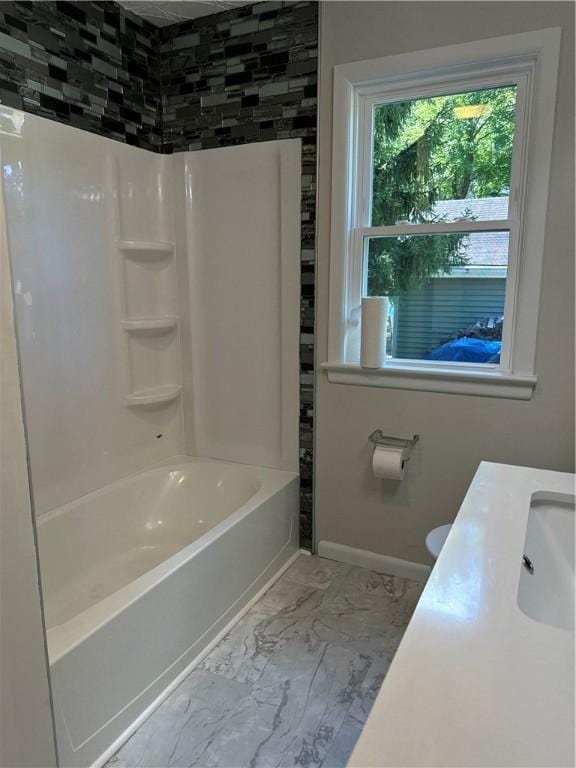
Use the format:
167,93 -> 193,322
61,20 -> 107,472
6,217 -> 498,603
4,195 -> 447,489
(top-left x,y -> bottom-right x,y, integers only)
116,0 -> 257,27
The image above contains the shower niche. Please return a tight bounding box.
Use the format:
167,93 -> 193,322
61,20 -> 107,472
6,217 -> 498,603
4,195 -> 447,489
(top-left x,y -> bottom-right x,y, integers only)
114,155 -> 181,408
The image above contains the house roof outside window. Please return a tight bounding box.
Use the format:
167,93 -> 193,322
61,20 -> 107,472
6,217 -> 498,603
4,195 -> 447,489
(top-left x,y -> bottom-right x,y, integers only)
433,197 -> 509,270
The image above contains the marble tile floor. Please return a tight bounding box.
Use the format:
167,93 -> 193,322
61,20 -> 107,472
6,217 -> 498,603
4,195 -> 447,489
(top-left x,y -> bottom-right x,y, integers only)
108,555 -> 425,768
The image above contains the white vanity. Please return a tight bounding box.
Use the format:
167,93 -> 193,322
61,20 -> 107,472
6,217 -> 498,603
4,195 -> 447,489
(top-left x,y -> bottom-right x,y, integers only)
349,462 -> 575,768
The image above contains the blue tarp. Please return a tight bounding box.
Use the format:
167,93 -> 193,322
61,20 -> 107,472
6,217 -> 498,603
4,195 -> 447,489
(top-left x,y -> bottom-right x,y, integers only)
424,337 -> 501,364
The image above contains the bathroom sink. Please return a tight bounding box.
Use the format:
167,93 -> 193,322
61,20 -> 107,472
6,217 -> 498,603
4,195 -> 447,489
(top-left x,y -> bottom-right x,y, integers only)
517,491 -> 575,631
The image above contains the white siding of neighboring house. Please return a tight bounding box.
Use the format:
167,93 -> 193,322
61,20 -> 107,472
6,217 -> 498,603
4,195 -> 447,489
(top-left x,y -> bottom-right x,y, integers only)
391,197 -> 509,359
392,276 -> 506,359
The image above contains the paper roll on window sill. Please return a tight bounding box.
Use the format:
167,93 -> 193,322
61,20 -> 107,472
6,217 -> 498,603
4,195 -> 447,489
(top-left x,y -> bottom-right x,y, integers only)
361,296 -> 388,369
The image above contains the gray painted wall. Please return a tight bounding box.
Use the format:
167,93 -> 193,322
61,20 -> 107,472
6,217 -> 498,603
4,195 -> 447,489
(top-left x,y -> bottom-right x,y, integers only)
315,1 -> 575,565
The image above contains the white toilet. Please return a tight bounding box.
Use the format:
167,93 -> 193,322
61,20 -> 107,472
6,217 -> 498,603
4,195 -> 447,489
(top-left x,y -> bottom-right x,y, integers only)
425,524 -> 452,560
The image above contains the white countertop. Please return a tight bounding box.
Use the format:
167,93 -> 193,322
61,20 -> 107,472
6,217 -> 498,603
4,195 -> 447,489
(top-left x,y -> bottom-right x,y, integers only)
349,462 -> 575,768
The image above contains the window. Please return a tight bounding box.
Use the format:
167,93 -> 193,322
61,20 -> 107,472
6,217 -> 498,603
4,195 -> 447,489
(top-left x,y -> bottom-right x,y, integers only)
324,29 -> 561,398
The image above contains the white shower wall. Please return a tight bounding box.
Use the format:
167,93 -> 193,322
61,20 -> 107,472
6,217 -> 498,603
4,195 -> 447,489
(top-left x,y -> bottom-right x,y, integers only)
2,110 -> 183,515
175,140 -> 301,473
2,108 -> 301,515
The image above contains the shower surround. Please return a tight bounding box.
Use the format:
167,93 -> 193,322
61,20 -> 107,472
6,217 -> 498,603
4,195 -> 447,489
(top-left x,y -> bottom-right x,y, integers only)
2,103 -> 302,767
0,0 -> 317,545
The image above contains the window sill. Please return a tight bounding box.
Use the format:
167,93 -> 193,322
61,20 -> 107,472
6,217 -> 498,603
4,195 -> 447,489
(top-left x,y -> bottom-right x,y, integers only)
320,361 -> 537,399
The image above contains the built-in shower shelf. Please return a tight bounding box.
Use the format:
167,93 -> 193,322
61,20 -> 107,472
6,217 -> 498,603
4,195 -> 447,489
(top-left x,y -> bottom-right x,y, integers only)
118,240 -> 174,257
122,316 -> 178,335
125,385 -> 181,408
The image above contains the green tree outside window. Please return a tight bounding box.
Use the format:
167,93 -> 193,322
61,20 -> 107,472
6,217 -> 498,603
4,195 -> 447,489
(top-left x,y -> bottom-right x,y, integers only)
367,86 -> 517,297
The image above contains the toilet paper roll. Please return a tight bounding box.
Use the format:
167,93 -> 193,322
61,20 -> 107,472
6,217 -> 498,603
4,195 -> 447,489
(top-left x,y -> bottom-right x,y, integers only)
361,297 -> 388,368
372,444 -> 406,480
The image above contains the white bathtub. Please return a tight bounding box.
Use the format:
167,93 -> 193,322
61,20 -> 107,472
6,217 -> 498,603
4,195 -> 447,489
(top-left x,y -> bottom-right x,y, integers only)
37,457 -> 299,768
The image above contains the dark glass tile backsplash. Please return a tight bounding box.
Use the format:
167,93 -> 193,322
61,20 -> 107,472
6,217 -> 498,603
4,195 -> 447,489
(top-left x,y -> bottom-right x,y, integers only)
0,0 -> 317,549
0,1 -> 162,149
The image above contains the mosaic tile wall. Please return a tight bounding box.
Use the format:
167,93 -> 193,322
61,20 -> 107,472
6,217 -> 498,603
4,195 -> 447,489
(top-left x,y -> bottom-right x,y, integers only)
0,1 -> 162,150
159,0 -> 317,547
0,0 -> 317,549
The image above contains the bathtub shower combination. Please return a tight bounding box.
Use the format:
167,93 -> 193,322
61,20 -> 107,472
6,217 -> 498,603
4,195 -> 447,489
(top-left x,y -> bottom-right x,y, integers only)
1,106 -> 302,767
40,460 -> 298,767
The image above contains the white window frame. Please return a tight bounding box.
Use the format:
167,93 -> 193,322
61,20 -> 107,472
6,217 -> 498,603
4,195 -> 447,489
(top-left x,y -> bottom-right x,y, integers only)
322,29 -> 561,399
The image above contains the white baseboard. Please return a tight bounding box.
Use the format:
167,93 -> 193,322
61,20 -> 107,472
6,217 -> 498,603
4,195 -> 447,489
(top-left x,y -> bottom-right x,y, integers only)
317,540 -> 431,581
90,548 -> 306,768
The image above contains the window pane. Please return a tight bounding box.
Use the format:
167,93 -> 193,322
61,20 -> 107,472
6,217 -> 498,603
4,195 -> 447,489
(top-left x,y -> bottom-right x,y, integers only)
371,86 -> 517,226
365,231 -> 509,364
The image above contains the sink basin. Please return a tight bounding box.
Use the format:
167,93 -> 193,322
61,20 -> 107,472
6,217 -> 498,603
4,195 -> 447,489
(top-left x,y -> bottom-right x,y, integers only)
517,491 -> 575,631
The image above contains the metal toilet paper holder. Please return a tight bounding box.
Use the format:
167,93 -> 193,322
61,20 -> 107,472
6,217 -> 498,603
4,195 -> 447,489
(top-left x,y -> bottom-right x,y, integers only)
368,430 -> 420,462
